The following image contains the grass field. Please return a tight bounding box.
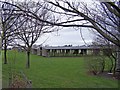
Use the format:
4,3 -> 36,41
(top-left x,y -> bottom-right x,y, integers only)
0,52 -> 2,89
2,50 -> 118,88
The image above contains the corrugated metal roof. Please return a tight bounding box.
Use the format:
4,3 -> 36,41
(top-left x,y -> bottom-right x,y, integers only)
42,46 -> 104,50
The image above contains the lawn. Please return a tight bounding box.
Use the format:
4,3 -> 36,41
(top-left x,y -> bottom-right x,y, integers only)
0,52 -> 2,89
2,50 -> 118,88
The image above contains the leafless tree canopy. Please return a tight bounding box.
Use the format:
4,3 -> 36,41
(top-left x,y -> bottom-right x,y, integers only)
0,1 -> 24,64
43,0 -> 120,47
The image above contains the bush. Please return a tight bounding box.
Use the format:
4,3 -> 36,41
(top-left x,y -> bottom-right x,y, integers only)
86,56 -> 105,75
9,71 -> 32,88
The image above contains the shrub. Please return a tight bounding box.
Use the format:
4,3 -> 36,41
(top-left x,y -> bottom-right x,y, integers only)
86,56 -> 105,75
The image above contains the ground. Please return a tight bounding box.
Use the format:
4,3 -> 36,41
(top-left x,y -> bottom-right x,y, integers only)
2,50 -> 119,88
0,53 -> 2,89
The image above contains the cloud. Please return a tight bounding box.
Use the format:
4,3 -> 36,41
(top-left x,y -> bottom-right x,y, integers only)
35,27 -> 94,46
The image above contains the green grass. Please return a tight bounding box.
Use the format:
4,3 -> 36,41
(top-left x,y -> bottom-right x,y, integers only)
2,50 -> 118,88
0,51 -> 2,89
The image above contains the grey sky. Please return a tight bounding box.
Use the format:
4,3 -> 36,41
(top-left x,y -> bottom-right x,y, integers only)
35,27 -> 94,46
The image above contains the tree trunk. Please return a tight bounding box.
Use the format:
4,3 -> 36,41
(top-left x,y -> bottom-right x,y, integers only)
4,39 -> 7,64
113,59 -> 116,76
101,59 -> 105,73
26,51 -> 30,68
109,57 -> 114,73
116,46 -> 120,72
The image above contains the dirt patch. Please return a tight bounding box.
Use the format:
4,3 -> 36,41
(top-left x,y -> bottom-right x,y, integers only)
87,71 -> 120,80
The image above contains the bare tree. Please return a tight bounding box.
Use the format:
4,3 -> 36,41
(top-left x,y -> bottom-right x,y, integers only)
0,1 -> 23,64
90,1 -> 119,74
92,34 -> 117,75
13,1 -> 53,68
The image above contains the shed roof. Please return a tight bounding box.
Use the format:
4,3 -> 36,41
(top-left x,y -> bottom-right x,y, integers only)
42,46 -> 106,50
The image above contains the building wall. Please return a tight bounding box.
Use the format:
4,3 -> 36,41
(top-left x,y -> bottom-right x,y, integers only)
39,47 -> 111,57
42,48 -> 48,57
43,49 -> 89,57
37,47 -> 42,56
31,49 -> 37,55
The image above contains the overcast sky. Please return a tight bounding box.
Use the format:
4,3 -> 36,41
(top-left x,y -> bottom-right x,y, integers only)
35,27 -> 95,46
